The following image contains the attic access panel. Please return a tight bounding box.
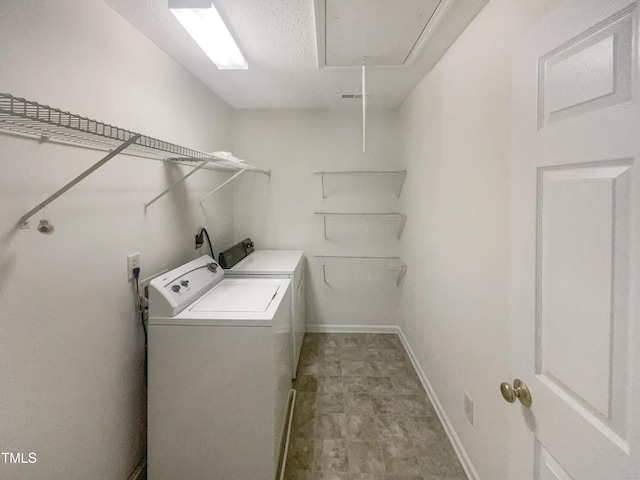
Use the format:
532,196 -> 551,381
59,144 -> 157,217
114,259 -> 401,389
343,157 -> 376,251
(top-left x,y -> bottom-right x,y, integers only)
321,0 -> 443,66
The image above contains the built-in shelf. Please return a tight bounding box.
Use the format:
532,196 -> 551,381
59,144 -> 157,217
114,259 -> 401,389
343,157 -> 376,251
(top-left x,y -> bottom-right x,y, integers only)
314,212 -> 407,239
0,93 -> 270,226
314,170 -> 407,199
314,255 -> 407,286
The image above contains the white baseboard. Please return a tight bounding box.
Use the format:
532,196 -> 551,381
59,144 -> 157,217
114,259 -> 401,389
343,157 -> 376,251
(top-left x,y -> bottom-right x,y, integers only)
396,328 -> 480,480
305,323 -> 400,334
305,323 -> 479,480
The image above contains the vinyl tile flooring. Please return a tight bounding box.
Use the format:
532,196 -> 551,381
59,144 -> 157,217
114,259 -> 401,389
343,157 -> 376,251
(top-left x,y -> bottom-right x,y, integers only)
284,333 -> 467,480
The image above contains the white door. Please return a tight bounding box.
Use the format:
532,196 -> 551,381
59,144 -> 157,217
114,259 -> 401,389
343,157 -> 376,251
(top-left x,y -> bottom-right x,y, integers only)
510,0 -> 640,479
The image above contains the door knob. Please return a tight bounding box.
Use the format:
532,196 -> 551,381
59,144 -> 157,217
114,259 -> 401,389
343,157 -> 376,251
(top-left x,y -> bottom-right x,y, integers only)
500,379 -> 532,407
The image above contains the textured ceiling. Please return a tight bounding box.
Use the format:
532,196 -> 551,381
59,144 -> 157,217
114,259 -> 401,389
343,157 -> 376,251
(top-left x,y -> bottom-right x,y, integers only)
104,0 -> 489,109
323,0 -> 442,66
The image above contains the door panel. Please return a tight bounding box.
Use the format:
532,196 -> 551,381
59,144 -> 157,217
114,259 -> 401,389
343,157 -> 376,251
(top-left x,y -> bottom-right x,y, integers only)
511,0 -> 640,479
537,441 -> 573,480
538,161 -> 631,428
539,7 -> 634,127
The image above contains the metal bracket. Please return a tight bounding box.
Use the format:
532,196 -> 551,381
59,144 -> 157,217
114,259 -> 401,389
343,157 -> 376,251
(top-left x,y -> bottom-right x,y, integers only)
314,170 -> 407,199
200,169 -> 245,204
18,134 -> 140,228
315,255 -> 407,287
397,263 -> 407,286
144,160 -> 209,212
397,214 -> 407,239
397,170 -> 407,198
315,212 -> 407,239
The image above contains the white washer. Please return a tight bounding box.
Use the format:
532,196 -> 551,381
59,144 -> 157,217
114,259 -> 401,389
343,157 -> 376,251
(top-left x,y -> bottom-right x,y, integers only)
147,255 -> 292,480
224,249 -> 305,379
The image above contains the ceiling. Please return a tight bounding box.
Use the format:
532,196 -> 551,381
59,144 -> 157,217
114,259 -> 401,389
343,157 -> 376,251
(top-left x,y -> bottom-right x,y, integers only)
104,0 -> 489,109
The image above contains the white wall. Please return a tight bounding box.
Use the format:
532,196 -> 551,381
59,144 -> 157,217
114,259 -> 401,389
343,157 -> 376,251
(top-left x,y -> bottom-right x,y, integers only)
0,0 -> 574,478
397,0 -> 560,478
0,1 -> 235,478
231,109 -> 403,328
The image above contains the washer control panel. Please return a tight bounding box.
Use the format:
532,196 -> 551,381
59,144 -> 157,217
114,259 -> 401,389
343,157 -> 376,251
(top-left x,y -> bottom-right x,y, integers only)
149,255 -> 224,317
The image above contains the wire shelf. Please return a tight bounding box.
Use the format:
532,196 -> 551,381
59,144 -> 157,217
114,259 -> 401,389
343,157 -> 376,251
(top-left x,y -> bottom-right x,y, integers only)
314,212 -> 407,239
314,170 -> 407,198
313,255 -> 407,286
314,170 -> 406,176
1,93 -> 270,228
0,93 -> 266,172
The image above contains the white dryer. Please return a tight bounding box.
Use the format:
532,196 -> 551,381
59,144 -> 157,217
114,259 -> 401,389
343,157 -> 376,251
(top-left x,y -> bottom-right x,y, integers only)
219,239 -> 305,379
147,255 -> 292,480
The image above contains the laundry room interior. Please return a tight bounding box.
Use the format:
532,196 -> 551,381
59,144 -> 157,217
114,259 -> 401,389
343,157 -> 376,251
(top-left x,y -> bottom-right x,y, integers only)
2,0 -> 639,479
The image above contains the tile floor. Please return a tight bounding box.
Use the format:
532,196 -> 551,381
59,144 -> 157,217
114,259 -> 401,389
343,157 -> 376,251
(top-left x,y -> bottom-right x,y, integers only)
284,333 -> 467,480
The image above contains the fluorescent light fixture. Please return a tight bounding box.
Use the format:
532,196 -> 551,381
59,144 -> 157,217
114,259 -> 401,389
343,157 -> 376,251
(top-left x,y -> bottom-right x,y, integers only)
169,0 -> 248,70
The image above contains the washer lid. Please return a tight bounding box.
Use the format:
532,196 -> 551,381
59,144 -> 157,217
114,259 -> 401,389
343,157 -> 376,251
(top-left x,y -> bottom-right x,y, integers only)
230,250 -> 304,274
189,279 -> 280,312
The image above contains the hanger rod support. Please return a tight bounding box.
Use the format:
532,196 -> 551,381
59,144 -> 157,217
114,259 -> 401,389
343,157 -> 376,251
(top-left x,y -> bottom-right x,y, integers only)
362,57 -> 367,154
18,134 -> 140,228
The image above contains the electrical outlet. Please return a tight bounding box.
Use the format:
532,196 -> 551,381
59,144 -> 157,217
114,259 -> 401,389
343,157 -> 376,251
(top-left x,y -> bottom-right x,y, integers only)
464,392 -> 474,425
195,228 -> 204,249
127,252 -> 140,281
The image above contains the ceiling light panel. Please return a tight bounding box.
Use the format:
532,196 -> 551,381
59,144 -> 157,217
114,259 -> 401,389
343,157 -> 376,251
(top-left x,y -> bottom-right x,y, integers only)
169,0 -> 247,70
323,0 -> 442,66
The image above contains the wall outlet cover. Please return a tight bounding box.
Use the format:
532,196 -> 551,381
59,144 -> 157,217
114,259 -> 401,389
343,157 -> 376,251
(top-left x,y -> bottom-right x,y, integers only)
127,252 -> 140,281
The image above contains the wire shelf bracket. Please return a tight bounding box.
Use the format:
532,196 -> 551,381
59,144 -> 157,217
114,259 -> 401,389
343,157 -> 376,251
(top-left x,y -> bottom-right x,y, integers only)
18,134 -> 141,228
200,169 -> 245,205
314,212 -> 407,239
144,160 -> 210,212
314,170 -> 407,199
314,255 -> 407,286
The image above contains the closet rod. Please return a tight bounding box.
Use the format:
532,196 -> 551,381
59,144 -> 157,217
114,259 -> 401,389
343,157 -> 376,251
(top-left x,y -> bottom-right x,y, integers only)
362,57 -> 367,153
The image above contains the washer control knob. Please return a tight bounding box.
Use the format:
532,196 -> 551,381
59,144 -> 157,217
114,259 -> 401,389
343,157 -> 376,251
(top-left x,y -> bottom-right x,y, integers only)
171,285 -> 181,293
181,280 -> 189,287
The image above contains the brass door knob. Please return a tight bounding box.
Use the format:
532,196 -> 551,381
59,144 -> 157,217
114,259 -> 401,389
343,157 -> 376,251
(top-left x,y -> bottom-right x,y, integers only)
500,379 -> 532,407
